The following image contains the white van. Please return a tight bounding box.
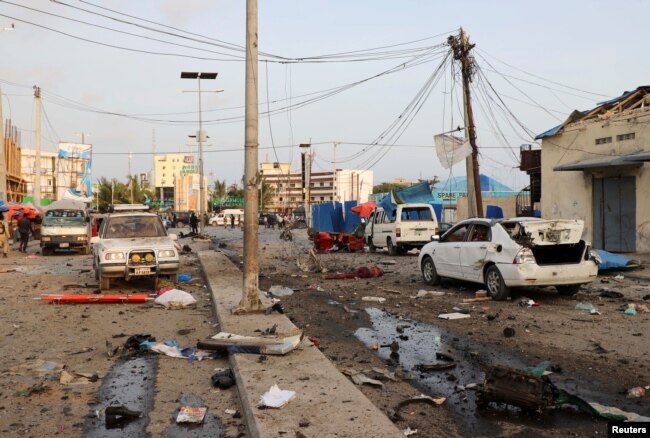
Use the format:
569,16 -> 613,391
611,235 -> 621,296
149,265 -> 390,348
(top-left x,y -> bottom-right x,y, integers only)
365,203 -> 439,255
210,209 -> 244,226
41,199 -> 90,255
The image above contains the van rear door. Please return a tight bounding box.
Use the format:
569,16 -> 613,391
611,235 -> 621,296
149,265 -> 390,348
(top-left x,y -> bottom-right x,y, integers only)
398,206 -> 438,242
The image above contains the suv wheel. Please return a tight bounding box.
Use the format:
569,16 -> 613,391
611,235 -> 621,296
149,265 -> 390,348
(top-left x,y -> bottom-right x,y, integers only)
387,238 -> 397,256
99,273 -> 111,291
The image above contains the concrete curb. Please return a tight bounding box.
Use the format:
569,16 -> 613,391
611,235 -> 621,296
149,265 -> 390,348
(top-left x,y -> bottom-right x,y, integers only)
198,250 -> 403,438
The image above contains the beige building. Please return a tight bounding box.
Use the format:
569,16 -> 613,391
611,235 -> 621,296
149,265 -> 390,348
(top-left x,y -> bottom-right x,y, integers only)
259,162 -> 373,213
537,86 -> 650,253
20,149 -> 58,202
154,153 -> 207,211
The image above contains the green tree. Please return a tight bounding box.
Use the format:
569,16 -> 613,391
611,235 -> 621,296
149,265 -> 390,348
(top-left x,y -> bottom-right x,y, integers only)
96,176 -> 156,212
257,174 -> 276,211
372,182 -> 408,194
227,182 -> 244,199
213,179 -> 227,199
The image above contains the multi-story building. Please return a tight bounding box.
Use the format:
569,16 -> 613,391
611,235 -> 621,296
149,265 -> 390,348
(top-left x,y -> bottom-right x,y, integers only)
537,85 -> 650,253
20,149 -> 58,204
259,161 -> 373,213
154,153 -> 207,212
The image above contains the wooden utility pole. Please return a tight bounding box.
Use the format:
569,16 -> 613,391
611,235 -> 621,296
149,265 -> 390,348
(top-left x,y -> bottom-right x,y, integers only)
0,86 -> 7,202
448,28 -> 483,217
34,86 -> 42,206
237,0 -> 264,313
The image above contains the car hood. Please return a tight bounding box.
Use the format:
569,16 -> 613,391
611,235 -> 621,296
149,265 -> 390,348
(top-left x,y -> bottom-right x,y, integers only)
98,237 -> 176,250
517,219 -> 584,245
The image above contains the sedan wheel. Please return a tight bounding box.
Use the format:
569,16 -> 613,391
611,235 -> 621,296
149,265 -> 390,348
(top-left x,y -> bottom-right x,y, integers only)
421,256 -> 440,286
485,265 -> 510,301
556,284 -> 581,296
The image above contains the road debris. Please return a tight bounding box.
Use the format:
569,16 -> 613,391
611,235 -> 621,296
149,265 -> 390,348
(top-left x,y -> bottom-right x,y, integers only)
403,426 -> 418,436
389,394 -> 446,421
503,327 -> 516,338
626,386 -> 647,398
325,266 -> 384,280
15,383 -> 48,397
59,370 -> 99,385
154,289 -> 197,309
39,293 -> 153,304
414,289 -> 445,298
362,296 -> 386,303
198,330 -> 303,355
176,406 -> 207,424
104,405 -> 142,429
178,273 -> 192,283
438,312 -> 470,320
268,285 -> 294,296
212,369 -> 235,389
415,363 -> 456,372
258,384 -> 296,408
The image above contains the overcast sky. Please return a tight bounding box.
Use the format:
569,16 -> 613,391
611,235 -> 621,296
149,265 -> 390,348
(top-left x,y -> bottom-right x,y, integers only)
1,0 -> 648,192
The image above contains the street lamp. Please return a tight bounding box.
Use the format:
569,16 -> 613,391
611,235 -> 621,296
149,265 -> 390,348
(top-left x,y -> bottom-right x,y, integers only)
181,71 -> 220,235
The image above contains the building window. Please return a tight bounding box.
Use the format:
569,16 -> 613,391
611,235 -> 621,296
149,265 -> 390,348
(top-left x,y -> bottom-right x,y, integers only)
279,197 -> 283,202
595,137 -> 612,145
320,182 -> 324,187
290,183 -> 296,188
616,133 -> 635,141
320,196 -> 325,201
290,197 -> 296,201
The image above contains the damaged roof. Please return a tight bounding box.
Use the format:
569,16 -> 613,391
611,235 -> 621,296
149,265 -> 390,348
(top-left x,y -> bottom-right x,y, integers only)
536,86 -> 650,140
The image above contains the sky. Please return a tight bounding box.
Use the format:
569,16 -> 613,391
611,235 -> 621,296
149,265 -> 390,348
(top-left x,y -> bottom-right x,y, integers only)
1,0 -> 649,193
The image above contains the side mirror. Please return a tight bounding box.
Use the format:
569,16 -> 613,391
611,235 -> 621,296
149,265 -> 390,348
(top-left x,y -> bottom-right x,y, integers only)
168,233 -> 178,241
90,236 -> 99,244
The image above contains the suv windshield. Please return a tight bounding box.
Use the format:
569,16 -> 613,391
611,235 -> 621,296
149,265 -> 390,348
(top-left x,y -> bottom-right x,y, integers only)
43,211 -> 85,226
105,216 -> 167,239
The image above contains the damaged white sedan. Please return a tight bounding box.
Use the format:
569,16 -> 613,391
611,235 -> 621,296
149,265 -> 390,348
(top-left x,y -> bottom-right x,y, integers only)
418,218 -> 600,300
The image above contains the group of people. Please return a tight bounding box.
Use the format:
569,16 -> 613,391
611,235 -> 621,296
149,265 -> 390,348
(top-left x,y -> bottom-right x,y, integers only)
262,213 -> 285,229
0,211 -> 37,257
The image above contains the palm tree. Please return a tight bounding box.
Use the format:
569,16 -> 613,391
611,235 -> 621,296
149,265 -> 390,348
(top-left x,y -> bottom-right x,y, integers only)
96,176 -> 156,212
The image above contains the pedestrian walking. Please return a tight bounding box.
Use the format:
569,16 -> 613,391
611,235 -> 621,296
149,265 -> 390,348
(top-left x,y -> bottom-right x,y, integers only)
17,214 -> 33,253
172,213 -> 177,228
0,212 -> 9,258
230,214 -> 235,229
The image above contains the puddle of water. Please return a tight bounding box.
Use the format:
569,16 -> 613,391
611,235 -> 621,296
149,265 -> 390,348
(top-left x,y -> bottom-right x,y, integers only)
164,393 -> 225,438
84,355 -> 158,438
354,308 -> 634,436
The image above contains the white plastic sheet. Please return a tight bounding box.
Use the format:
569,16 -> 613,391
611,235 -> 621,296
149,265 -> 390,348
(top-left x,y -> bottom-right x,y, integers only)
154,289 -> 197,309
258,384 -> 296,408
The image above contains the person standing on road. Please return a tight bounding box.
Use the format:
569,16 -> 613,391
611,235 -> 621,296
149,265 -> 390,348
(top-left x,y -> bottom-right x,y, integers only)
230,214 -> 235,229
189,212 -> 199,234
17,214 -> 33,253
0,212 -> 9,258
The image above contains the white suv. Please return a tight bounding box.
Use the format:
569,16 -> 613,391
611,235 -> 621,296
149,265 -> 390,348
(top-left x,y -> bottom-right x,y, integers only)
91,205 -> 180,291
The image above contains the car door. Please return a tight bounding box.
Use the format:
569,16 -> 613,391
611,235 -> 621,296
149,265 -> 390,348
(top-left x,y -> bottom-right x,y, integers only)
460,223 -> 492,282
434,223 -> 470,278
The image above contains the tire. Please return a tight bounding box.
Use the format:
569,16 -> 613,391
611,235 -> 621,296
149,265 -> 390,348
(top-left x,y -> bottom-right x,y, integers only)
484,265 -> 510,301
42,246 -> 51,256
421,256 -> 440,286
556,284 -> 581,296
368,238 -> 376,253
387,238 -> 397,256
99,273 -> 111,291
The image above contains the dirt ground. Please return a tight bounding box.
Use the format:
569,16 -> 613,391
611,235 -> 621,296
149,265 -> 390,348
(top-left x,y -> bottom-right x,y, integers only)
0,236 -> 246,438
1,225 -> 648,438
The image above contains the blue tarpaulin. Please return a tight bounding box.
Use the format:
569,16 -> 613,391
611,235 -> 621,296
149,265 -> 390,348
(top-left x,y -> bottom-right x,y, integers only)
485,205 -> 504,219
343,201 -> 361,233
311,201 -> 359,233
378,181 -> 434,220
596,250 -> 631,271
431,203 -> 442,223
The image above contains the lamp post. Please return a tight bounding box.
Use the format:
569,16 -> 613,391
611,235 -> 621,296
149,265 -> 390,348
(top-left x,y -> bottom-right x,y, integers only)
181,71 -> 220,235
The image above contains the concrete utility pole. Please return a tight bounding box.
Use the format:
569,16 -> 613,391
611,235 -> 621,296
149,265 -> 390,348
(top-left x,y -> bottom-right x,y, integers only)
448,28 -> 483,217
128,152 -> 134,204
300,143 -> 312,227
237,0 -> 264,313
0,86 -> 7,202
34,86 -> 42,206
332,142 -> 337,202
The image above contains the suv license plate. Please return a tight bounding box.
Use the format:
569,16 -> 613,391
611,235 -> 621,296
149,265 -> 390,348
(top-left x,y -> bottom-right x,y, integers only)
134,267 -> 151,276
59,243 -> 69,248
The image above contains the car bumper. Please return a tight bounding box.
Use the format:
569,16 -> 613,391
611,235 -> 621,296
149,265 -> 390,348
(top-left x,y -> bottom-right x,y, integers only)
98,261 -> 180,278
498,261 -> 598,286
41,237 -> 88,248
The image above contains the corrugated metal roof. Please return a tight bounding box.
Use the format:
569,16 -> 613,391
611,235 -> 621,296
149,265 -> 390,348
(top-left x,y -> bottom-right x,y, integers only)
553,151 -> 650,171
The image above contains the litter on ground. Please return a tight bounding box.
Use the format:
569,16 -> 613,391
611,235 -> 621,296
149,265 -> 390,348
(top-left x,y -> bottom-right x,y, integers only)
258,384 -> 296,408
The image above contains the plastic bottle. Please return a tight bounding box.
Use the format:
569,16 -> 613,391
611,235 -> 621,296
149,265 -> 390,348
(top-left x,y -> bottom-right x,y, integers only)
627,387 -> 646,398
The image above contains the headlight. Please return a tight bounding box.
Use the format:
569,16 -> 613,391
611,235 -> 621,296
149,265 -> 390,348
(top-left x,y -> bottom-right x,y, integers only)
513,247 -> 536,264
76,236 -> 87,241
106,252 -> 125,261
131,254 -> 141,263
158,250 -> 176,258
41,236 -> 51,241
